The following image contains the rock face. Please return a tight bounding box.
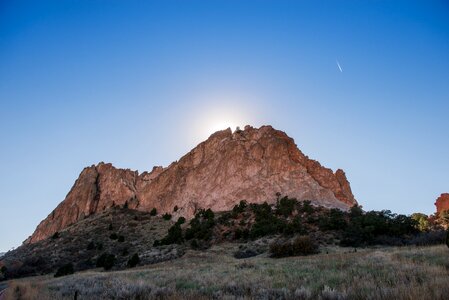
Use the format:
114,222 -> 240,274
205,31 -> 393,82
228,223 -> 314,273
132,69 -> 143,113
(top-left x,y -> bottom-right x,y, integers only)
27,125 -> 357,244
435,193 -> 449,214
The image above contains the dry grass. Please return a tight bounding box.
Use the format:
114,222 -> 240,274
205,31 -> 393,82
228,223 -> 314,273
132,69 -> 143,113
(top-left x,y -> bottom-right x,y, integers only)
4,244 -> 449,300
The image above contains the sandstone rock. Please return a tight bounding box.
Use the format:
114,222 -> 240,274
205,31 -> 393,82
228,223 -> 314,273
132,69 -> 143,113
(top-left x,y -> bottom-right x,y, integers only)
27,125 -> 357,244
435,193 -> 449,214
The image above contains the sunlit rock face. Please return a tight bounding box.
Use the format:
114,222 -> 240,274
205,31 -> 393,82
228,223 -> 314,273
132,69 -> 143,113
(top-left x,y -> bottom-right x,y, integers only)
435,193 -> 449,214
27,125 -> 357,244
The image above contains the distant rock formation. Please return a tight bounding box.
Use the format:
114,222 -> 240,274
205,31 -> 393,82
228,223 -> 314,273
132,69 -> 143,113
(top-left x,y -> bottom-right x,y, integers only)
27,125 -> 357,244
435,193 -> 449,214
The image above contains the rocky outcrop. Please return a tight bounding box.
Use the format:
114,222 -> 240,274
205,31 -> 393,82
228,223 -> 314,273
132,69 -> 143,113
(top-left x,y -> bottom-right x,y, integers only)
435,193 -> 449,214
27,125 -> 357,244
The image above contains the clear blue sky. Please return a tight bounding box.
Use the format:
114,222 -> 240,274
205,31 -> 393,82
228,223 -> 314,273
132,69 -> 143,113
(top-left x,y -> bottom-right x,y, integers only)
1,0 -> 448,252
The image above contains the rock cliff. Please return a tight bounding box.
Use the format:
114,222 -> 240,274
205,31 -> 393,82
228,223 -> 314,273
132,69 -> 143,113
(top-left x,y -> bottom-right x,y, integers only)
27,125 -> 357,244
435,193 -> 449,214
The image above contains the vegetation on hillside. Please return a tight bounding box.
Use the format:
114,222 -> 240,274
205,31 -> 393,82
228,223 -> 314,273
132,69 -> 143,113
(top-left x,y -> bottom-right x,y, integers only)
5,245 -> 449,300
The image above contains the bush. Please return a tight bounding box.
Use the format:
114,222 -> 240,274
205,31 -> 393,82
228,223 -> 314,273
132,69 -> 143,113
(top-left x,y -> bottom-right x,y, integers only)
108,223 -> 113,230
127,253 -> 140,268
54,263 -> 74,277
185,209 -> 215,241
176,217 -> 186,225
446,230 -> 449,248
276,196 -> 296,217
234,249 -> 259,259
0,266 -> 8,280
319,209 -> 348,231
270,236 -> 319,258
96,253 -> 116,270
150,208 -> 157,216
122,248 -> 129,256
408,230 -> 446,246
109,233 -> 118,240
163,213 -> 172,220
233,200 -> 248,215
174,205 -> 178,212
87,241 -> 95,250
159,223 -> 184,245
118,235 -> 125,242
51,232 -> 60,239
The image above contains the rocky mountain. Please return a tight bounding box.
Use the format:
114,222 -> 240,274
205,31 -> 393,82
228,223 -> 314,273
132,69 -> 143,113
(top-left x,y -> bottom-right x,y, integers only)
27,125 -> 357,244
435,193 -> 449,214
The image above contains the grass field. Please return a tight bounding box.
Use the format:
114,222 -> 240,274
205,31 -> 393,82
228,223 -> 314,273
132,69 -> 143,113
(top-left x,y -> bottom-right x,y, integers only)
3,244 -> 449,300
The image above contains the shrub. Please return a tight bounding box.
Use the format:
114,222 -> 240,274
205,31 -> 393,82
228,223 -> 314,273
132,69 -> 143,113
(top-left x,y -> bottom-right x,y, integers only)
234,249 -> 258,259
127,253 -> 140,268
319,209 -> 348,231
87,241 -> 95,250
190,239 -> 199,249
176,217 -> 186,225
0,266 -> 8,280
233,200 -> 248,214
118,235 -> 125,242
174,205 -> 178,212
163,213 -> 172,220
122,248 -> 129,256
408,230 -> 446,246
297,200 -> 315,214
108,223 -> 113,230
270,236 -> 319,258
446,230 -> 449,248
234,228 -> 250,240
54,263 -> 74,277
276,196 -> 296,217
51,232 -> 60,239
150,208 -> 157,216
159,223 -> 184,245
411,213 -> 430,232
185,209 -> 215,241
96,253 -> 116,270
109,233 -> 118,240
97,243 -> 103,250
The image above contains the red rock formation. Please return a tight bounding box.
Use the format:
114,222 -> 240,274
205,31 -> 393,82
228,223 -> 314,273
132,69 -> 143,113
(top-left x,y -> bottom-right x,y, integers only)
27,125 -> 358,244
435,193 -> 449,214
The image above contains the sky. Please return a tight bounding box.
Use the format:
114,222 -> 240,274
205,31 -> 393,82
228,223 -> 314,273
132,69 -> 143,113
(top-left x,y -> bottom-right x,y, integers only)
1,0 -> 448,252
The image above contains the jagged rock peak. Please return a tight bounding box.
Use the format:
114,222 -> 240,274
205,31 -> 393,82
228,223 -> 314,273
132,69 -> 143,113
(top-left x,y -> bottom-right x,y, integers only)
26,125 -> 357,244
435,193 -> 449,214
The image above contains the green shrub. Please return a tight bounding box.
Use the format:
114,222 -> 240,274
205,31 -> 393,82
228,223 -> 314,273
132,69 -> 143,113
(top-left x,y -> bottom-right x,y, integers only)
87,241 -> 95,250
185,209 -> 215,241
127,253 -> 140,268
54,263 -> 74,277
174,205 -> 179,212
159,223 -> 184,245
118,235 -> 125,242
176,217 -> 186,225
122,248 -> 129,256
319,209 -> 348,231
109,233 -> 118,240
150,208 -> 157,216
108,223 -> 113,230
96,253 -> 116,270
233,200 -> 248,214
270,236 -> 318,258
276,196 -> 296,217
163,213 -> 172,220
51,232 -> 60,239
